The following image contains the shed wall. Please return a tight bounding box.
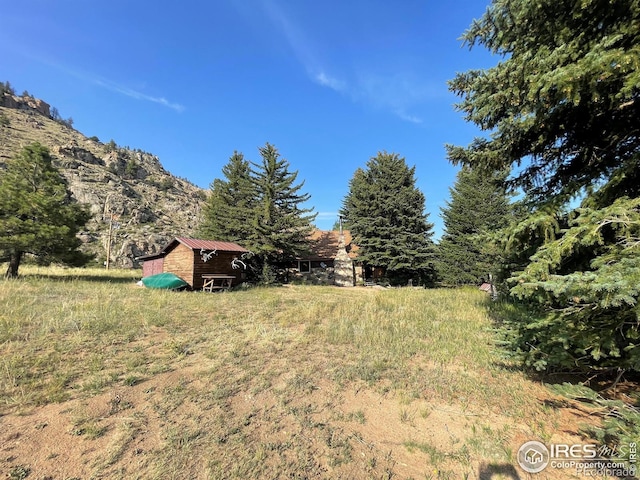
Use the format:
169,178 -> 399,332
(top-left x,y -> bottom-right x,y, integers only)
192,251 -> 243,290
142,258 -> 164,277
163,243 -> 196,287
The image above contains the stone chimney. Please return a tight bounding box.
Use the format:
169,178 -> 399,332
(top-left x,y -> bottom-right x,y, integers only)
333,233 -> 355,287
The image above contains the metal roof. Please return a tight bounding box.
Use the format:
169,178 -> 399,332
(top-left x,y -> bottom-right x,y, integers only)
137,237 -> 250,261
175,237 -> 250,252
302,230 -> 358,260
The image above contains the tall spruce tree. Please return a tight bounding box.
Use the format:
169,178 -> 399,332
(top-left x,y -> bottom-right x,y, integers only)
341,152 -> 436,285
448,0 -> 640,374
197,144 -> 316,282
250,143 -> 316,271
436,166 -> 511,286
198,151 -> 255,243
0,143 -> 91,278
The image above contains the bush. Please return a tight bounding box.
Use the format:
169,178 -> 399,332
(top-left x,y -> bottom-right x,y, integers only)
0,81 -> 15,95
124,159 -> 138,179
61,117 -> 74,129
105,140 -> 117,152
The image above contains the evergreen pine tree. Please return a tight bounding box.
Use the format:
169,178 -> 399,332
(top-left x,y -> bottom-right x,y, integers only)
250,143 -> 316,272
341,152 -> 436,285
197,144 -> 316,283
197,151 -> 255,243
436,166 -> 511,286
449,0 -> 640,374
0,143 -> 91,278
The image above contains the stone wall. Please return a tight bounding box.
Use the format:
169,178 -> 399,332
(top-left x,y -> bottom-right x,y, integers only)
334,234 -> 355,286
289,267 -> 335,285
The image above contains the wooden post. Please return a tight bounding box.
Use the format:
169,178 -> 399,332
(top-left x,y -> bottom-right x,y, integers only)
106,214 -> 113,270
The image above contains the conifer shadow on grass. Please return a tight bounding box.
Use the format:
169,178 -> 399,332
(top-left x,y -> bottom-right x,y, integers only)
9,264 -> 142,283
21,271 -> 140,284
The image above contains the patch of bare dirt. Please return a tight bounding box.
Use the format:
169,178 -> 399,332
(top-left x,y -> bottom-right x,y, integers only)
0,343 -> 605,480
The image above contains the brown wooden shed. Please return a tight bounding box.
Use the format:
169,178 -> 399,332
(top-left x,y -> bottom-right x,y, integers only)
139,237 -> 250,290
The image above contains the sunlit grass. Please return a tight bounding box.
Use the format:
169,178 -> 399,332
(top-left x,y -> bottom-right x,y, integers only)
0,267 -> 533,413
0,265 -> 561,478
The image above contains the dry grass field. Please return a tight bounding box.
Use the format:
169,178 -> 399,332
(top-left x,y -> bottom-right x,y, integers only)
0,266 -> 602,479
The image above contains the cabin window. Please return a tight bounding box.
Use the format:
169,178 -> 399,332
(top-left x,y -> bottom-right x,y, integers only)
298,260 -> 311,273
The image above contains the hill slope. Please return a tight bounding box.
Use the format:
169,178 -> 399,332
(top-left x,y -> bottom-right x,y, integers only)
0,92 -> 206,268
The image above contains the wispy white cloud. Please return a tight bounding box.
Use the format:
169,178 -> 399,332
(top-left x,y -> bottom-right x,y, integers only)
260,0 -> 348,93
35,55 -> 185,112
354,72 -> 443,125
395,111 -> 423,124
260,0 -> 316,71
314,71 -> 346,92
93,78 -> 185,112
257,0 -> 435,124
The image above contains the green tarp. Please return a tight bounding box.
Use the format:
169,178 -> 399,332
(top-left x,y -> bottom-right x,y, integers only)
141,272 -> 189,290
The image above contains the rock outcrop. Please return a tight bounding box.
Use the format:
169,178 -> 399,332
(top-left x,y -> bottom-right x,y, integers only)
0,93 -> 51,117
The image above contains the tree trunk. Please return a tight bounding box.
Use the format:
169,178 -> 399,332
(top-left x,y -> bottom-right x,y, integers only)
5,250 -> 22,278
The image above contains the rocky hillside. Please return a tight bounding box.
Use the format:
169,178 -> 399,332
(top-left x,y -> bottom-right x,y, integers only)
0,92 -> 206,268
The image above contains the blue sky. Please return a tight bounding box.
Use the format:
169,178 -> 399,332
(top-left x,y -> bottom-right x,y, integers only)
1,0 -> 496,238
